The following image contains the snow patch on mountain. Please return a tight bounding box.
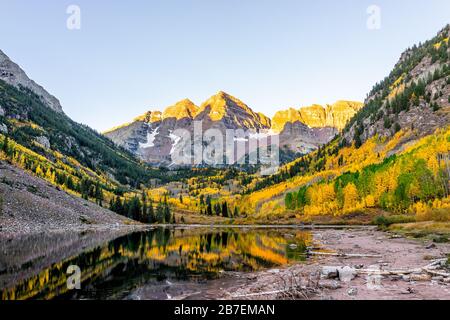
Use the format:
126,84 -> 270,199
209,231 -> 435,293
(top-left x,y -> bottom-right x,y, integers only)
139,126 -> 159,149
169,131 -> 182,155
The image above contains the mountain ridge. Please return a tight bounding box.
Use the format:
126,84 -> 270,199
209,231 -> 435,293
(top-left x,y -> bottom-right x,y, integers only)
0,49 -> 63,114
272,100 -> 363,133
104,92 -> 362,166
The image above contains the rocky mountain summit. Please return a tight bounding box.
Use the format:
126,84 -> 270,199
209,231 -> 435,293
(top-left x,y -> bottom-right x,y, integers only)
0,49 -> 63,113
105,92 -> 362,166
195,91 -> 271,130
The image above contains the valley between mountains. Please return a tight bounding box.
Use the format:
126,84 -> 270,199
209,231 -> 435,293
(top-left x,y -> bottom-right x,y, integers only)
0,25 -> 450,300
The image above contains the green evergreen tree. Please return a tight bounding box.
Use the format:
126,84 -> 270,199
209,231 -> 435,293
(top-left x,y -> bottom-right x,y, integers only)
233,206 -> 239,217
214,203 -> 221,216
156,201 -> 165,223
94,181 -> 103,206
141,192 -> 147,222
148,199 -> 155,223
285,193 -> 294,209
164,196 -> 171,223
128,196 -> 142,221
207,202 -> 213,216
221,202 -> 229,217
2,136 -> 10,156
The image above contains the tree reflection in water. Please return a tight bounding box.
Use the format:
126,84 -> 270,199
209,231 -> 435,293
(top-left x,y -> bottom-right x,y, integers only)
1,227 -> 313,300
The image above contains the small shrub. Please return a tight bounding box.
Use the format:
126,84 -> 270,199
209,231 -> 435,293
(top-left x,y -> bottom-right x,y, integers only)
373,215 -> 389,227
373,214 -> 416,227
416,207 -> 450,222
383,117 -> 392,129
431,235 -> 449,243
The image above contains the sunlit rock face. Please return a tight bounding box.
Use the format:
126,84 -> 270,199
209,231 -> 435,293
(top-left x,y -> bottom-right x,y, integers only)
162,99 -> 199,120
104,93 -> 362,166
272,101 -> 363,133
0,49 -> 63,113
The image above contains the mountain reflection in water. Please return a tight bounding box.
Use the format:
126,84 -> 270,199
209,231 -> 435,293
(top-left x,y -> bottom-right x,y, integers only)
0,227 -> 313,300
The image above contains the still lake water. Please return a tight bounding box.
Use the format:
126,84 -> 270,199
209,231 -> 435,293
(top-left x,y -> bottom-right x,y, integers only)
0,227 -> 315,300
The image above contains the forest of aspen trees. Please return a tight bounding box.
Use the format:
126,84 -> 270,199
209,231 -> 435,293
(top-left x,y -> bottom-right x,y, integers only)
283,128 -> 450,220
0,134 -> 172,223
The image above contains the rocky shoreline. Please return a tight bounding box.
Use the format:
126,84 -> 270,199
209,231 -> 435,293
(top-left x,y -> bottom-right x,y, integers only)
214,229 -> 450,300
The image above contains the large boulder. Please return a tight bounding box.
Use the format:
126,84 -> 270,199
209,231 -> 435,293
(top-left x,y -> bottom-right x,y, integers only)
321,266 -> 339,279
0,123 -> 7,134
35,136 -> 51,149
338,266 -> 357,282
321,266 -> 357,282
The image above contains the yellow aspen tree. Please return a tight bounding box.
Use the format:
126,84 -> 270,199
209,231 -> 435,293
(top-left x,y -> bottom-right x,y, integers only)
343,183 -> 359,213
18,154 -> 26,168
386,167 -> 398,192
45,168 -> 53,181
365,195 -> 376,207
35,165 -> 43,177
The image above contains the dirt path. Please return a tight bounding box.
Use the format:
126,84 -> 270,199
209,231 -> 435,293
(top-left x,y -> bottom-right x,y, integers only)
213,228 -> 450,300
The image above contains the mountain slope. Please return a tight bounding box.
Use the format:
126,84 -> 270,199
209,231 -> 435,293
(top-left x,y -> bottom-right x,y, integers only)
0,78 -> 163,186
344,25 -> 450,146
0,161 -> 136,235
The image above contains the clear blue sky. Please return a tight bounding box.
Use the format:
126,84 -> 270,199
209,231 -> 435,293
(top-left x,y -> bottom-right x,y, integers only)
1,0 -> 449,132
